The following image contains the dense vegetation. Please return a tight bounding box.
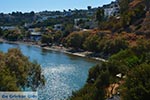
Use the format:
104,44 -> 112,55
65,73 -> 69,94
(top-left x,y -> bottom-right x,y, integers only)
0,11 -> 36,26
69,38 -> 150,100
0,0 -> 150,99
0,27 -> 30,41
65,31 -> 135,58
95,0 -> 149,33
0,48 -> 45,91
69,0 -> 150,100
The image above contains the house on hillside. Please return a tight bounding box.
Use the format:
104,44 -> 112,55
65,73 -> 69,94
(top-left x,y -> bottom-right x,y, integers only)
30,32 -> 42,41
103,1 -> 120,17
28,28 -> 42,41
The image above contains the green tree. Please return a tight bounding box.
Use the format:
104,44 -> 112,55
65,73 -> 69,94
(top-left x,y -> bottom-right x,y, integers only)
53,31 -> 62,44
1,30 -> 23,41
41,33 -> 53,45
121,63 -> 150,100
96,8 -> 104,22
0,48 -> 45,91
83,34 -> 100,52
63,24 -> 74,37
0,68 -> 19,91
96,8 -> 104,27
66,32 -> 83,49
119,0 -> 130,14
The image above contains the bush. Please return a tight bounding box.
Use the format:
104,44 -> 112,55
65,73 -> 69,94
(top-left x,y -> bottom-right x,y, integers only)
0,48 -> 45,91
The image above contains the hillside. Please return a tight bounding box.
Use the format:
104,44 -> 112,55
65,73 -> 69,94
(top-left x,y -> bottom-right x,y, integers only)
122,0 -> 150,34
69,0 -> 150,100
98,0 -> 150,34
136,11 -> 150,36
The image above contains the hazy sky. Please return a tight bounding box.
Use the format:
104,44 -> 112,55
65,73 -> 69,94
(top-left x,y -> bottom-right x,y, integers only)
0,0 -> 115,13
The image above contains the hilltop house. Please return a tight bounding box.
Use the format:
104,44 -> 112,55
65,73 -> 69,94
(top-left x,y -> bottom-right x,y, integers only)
103,1 -> 120,17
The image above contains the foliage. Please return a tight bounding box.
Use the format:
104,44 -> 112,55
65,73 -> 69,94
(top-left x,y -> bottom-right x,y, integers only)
83,34 -> 100,52
0,11 -> 36,26
53,31 -> 63,44
2,30 -> 23,41
98,0 -> 146,32
122,4 -> 145,27
121,63 -> 150,100
70,37 -> 150,100
102,38 -> 129,56
96,8 -> 104,23
65,31 -> 90,49
65,32 -> 83,49
69,84 -> 105,100
0,48 -> 45,91
41,33 -> 53,45
62,23 -> 74,37
65,31 -> 129,58
119,0 -> 130,14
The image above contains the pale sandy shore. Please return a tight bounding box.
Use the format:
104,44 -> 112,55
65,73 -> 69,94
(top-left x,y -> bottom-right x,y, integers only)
43,46 -> 107,62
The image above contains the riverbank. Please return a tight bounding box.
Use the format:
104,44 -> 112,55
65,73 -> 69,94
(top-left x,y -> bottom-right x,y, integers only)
41,46 -> 107,62
0,38 -> 107,62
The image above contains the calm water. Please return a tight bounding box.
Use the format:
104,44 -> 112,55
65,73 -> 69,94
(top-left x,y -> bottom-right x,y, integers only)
0,42 -> 99,100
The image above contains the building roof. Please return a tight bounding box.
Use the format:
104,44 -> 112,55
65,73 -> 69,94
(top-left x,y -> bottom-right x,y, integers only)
30,32 -> 42,36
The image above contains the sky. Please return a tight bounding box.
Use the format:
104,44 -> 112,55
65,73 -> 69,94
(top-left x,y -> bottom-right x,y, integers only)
0,0 -> 115,13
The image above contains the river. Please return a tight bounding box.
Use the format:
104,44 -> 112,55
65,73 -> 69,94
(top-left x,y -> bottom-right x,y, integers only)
0,42 -> 100,100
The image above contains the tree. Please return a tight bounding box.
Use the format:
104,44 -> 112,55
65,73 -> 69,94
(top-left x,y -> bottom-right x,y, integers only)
66,32 -> 83,49
0,48 -> 45,91
30,11 -> 35,16
53,31 -> 63,44
0,68 -> 19,91
119,0 -> 130,14
41,33 -> 53,45
83,34 -> 100,52
87,6 -> 92,10
96,8 -> 104,24
2,30 -> 22,41
63,24 -> 74,37
121,64 -> 150,100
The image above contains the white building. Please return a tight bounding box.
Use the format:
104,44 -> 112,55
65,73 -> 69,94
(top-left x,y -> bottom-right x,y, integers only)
1,26 -> 16,30
104,1 -> 120,17
53,24 -> 63,31
30,32 -> 42,41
